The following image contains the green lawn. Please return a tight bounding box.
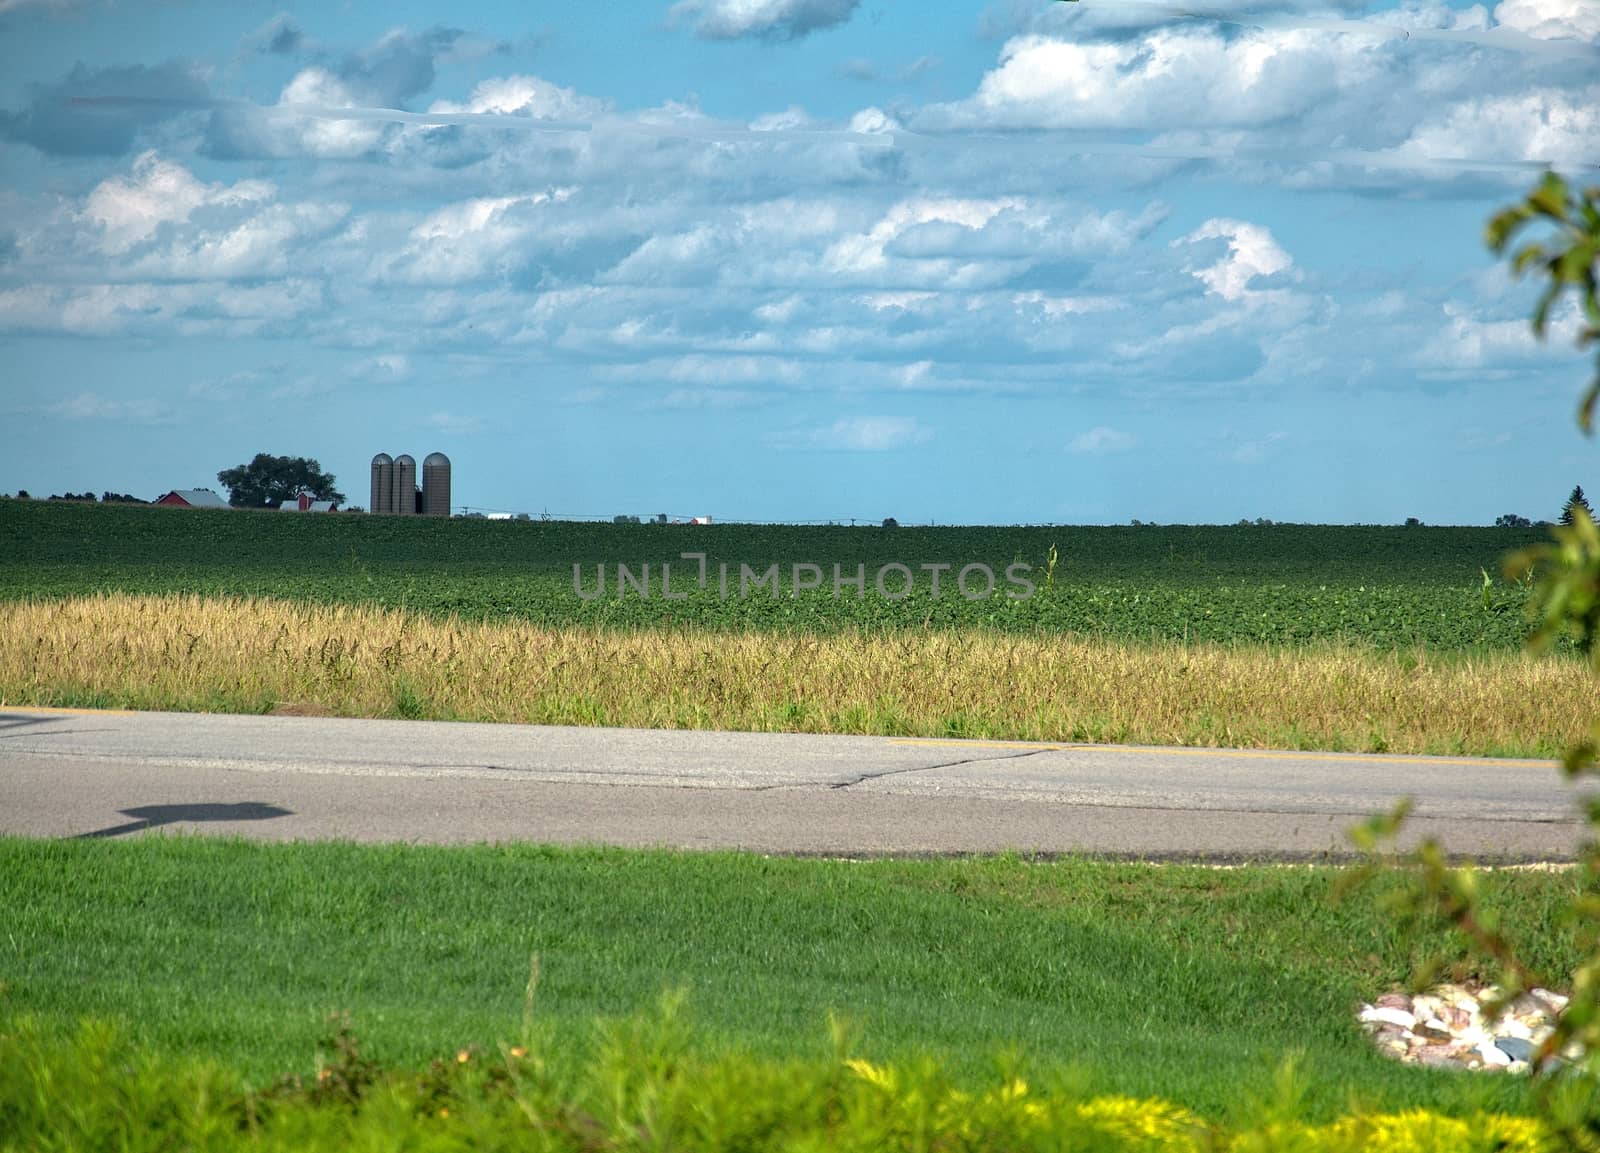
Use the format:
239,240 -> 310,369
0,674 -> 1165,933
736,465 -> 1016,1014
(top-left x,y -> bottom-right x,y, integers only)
0,838 -> 1581,1122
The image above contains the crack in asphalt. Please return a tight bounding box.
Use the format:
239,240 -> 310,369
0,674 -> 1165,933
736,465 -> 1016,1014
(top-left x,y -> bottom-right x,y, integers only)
827,747 -> 1058,791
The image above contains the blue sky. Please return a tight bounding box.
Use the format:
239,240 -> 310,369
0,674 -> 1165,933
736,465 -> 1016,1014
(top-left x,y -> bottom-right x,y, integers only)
1,0 -> 1596,524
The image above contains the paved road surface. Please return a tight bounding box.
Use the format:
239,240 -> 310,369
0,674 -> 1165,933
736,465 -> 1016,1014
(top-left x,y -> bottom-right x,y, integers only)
0,708 -> 1588,859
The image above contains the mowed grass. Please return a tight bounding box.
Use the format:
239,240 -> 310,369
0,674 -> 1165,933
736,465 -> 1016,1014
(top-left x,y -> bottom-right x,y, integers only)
0,838 -> 1584,1122
3,593 -> 1596,756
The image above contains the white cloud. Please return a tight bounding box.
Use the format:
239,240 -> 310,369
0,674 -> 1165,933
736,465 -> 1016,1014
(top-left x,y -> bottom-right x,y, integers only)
1176,219 -> 1296,301
377,190 -> 572,284
670,0 -> 859,41
918,10 -> 1598,182
933,28 -> 1376,132
272,68 -> 390,158
84,152 -> 273,255
1070,426 -> 1136,454
0,280 -> 323,336
428,74 -> 606,120
1012,291 -> 1119,317
1389,87 -> 1600,168
72,153 -> 347,281
1422,297 -> 1584,371
1493,0 -> 1600,41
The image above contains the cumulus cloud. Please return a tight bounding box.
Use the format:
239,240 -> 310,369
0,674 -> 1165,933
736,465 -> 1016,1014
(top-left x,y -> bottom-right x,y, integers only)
1420,297 -> 1585,374
70,152 -> 347,281
84,151 -> 272,255
428,74 -> 606,121
917,3 -> 1599,182
1388,87 -> 1600,168
670,0 -> 860,41
1176,219 -> 1296,301
374,190 -> 572,285
928,28 -> 1374,133
203,26 -> 473,159
1493,0 -> 1600,41
6,4 -> 1593,417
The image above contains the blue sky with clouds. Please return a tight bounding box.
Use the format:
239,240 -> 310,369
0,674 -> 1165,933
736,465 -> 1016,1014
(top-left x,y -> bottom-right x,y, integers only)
1,0 -> 1596,523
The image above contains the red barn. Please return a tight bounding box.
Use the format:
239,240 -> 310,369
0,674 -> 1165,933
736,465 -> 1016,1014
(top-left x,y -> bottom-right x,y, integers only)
155,489 -> 229,509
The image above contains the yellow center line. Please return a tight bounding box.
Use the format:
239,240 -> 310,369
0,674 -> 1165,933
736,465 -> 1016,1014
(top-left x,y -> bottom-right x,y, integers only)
889,739 -> 1067,751
887,738 -> 1550,768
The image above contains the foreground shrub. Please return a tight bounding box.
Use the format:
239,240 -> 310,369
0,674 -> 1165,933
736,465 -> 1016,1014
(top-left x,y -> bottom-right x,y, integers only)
0,1013 -> 1558,1152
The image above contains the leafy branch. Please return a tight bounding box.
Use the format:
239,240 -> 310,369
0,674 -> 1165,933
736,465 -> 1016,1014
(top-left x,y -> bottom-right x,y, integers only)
1486,173 -> 1600,431
1349,171 -> 1600,1150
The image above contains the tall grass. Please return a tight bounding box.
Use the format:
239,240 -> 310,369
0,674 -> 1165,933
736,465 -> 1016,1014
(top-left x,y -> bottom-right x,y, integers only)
2,592 -> 1594,756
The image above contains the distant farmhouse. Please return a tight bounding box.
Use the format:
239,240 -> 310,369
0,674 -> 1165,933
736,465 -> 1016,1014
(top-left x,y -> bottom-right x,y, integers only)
155,488 -> 228,509
277,493 -> 338,512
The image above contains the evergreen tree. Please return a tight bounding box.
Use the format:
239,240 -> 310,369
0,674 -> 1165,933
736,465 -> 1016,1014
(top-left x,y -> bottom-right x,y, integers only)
1561,485 -> 1594,525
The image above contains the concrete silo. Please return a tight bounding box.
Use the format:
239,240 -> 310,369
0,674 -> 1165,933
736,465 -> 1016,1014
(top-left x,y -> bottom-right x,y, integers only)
370,453 -> 394,515
392,454 -> 417,516
422,452 -> 451,517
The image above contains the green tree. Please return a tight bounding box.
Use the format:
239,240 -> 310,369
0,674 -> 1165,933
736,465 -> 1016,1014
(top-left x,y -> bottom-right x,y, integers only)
216,454 -> 345,509
1353,172 -> 1600,1149
1565,485 -> 1595,525
1488,173 -> 1600,430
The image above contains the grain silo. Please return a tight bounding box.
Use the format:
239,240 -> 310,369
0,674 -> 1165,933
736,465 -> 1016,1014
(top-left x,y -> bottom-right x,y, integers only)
393,454 -> 417,516
422,453 -> 451,517
370,453 -> 394,514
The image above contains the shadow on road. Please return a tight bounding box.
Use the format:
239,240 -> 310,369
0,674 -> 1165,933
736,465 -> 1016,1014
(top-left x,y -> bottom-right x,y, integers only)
77,802 -> 294,839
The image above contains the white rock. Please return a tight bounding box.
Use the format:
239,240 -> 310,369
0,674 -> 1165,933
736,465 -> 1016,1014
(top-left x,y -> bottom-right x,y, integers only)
1478,1041 -> 1512,1067
1530,989 -> 1569,1015
1360,1006 -> 1416,1030
1456,1027 -> 1491,1049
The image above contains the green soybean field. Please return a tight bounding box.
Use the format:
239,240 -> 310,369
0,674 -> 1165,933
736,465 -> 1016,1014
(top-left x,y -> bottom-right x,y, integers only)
0,498 -> 1548,650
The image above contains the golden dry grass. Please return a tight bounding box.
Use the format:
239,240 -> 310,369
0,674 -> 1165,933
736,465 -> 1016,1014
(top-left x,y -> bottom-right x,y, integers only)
1,592 -> 1595,756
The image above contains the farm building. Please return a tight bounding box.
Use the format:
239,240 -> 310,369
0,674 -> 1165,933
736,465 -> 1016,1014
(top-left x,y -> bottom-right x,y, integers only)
370,450 -> 450,515
277,494 -> 338,512
155,489 -> 228,509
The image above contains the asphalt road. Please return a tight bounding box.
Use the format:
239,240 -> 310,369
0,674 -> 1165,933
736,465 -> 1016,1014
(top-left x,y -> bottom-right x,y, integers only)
0,707 -> 1589,859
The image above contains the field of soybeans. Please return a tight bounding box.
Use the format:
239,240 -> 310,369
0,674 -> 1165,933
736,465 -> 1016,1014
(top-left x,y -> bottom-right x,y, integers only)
0,499 -> 1553,649
7,498 -> 1591,754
